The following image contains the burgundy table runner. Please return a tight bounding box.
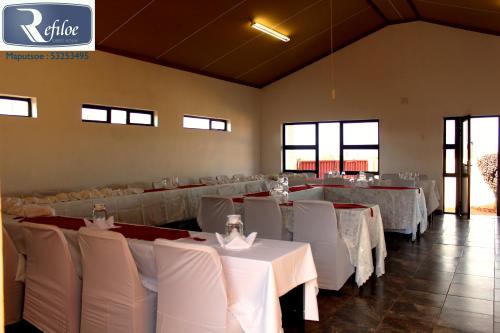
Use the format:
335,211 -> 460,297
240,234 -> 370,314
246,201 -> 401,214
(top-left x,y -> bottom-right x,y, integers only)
21,216 -> 192,241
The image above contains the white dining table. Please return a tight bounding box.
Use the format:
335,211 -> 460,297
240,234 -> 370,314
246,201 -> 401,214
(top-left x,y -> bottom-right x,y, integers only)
2,213 -> 319,333
49,180 -> 267,226
233,195 -> 386,287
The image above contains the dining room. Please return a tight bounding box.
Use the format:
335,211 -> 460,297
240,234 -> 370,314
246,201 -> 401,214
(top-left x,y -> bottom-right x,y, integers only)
1,1 -> 500,332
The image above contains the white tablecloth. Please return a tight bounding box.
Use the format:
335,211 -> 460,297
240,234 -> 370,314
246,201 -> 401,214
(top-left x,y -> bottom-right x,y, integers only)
322,186 -> 427,240
50,180 -> 266,226
2,213 -> 318,333
234,197 -> 386,287
417,179 -> 440,214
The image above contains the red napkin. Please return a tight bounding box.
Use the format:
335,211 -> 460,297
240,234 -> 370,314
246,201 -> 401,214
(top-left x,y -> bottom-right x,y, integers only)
232,197 -> 244,203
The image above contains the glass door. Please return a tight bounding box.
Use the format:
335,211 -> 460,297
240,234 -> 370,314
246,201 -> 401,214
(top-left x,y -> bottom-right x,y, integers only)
459,117 -> 471,218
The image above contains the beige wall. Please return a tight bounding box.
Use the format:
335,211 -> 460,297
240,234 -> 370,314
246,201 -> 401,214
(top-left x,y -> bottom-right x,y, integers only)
0,51 -> 261,195
261,21 -> 500,201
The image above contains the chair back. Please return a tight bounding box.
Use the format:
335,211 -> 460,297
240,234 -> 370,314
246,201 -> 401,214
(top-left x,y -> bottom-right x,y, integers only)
153,239 -> 229,333
323,178 -> 349,185
293,201 -> 353,290
390,179 -> 416,187
216,175 -> 230,184
244,197 -> 284,240
380,173 -> 399,180
22,222 -> 81,333
198,196 -> 234,233
3,227 -> 23,325
78,227 -> 155,333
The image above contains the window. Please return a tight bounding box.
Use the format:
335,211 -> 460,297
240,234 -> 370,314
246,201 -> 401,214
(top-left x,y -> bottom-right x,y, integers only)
183,115 -> 228,131
0,95 -> 33,117
81,104 -> 155,126
283,120 -> 379,176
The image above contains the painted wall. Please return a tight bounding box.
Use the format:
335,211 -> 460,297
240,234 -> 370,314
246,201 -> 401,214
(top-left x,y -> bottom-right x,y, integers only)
0,51 -> 261,195
260,21 -> 500,202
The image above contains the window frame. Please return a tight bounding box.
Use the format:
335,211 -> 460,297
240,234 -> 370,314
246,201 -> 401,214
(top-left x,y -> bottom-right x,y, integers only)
0,95 -> 33,118
183,115 -> 228,132
282,119 -> 380,176
82,104 -> 155,127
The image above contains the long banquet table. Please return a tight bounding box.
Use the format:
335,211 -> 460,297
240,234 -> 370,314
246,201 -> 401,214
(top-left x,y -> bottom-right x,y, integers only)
2,213 -> 318,333
231,193 -> 386,287
49,180 -> 267,226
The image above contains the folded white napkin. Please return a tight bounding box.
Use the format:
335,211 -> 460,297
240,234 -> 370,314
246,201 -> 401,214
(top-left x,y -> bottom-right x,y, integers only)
84,216 -> 115,229
215,229 -> 257,250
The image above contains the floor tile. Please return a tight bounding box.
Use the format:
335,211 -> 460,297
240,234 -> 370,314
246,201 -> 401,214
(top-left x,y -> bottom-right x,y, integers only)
448,283 -> 494,300
437,308 -> 493,333
443,295 -> 493,315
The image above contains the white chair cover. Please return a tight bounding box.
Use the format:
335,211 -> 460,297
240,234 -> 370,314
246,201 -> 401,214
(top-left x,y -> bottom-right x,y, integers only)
244,181 -> 263,194
293,201 -> 354,290
323,178 -> 349,185
78,228 -> 156,333
22,222 -> 81,333
198,196 -> 235,234
390,179 -> 416,187
153,239 -> 242,333
216,175 -> 231,184
380,173 -> 399,180
243,197 -> 291,240
3,227 -> 24,325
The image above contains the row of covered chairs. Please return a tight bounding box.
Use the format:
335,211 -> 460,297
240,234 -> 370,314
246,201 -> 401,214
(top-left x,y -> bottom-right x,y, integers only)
5,223 -> 243,332
198,196 -> 354,290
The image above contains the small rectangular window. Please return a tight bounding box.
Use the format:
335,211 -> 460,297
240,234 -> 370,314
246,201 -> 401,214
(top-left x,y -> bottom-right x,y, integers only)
82,104 -> 155,126
0,95 -> 32,117
183,115 -> 228,131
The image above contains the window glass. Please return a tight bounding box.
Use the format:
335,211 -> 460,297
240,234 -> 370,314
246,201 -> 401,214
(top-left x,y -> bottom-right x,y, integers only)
343,149 -> 379,172
444,177 -> 456,213
446,119 -> 455,145
111,109 -> 127,124
183,116 -> 210,130
343,122 -> 378,145
130,112 -> 153,125
446,149 -> 455,174
284,124 -> 316,145
284,150 -> 316,170
0,97 -> 30,117
211,120 -> 226,130
319,122 -> 340,175
82,107 -> 107,122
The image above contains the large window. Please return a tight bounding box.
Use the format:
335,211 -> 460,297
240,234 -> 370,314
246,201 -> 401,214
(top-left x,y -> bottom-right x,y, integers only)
0,95 -> 33,117
82,104 -> 155,127
283,120 -> 379,176
183,115 -> 228,131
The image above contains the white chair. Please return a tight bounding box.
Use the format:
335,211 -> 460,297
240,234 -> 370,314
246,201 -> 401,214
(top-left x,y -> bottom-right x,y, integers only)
3,227 -> 24,325
22,222 -> 81,333
153,239 -> 242,333
198,196 -> 235,233
380,173 -> 399,180
244,197 -> 291,240
200,177 -> 218,185
323,178 -> 349,185
293,200 -> 354,290
390,179 -> 416,187
217,184 -> 238,196
232,174 -> 245,182
244,181 -> 263,194
78,227 -> 156,333
216,175 -> 231,184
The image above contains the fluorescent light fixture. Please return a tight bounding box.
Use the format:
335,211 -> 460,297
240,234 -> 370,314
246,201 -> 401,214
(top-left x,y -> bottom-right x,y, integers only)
251,22 -> 290,42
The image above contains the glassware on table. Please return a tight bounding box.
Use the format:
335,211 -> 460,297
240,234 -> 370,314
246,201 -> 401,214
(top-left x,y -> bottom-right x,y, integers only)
225,214 -> 244,237
92,203 -> 107,221
172,176 -> 179,187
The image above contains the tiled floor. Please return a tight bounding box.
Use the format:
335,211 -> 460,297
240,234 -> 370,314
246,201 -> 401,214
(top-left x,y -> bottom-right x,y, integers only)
296,214 -> 500,333
7,214 -> 500,333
